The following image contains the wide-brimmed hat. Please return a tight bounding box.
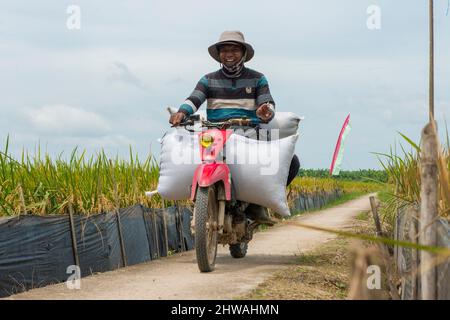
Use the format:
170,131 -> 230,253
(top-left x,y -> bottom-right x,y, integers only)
208,31 -> 254,63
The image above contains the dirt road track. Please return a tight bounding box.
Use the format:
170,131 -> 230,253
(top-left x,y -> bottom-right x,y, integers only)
7,194 -> 375,300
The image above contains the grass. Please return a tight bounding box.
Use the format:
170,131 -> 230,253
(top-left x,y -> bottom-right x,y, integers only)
356,211 -> 370,221
238,237 -> 353,300
374,184 -> 398,236
238,212 -> 391,300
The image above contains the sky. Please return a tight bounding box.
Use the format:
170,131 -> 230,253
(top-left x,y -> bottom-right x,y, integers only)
0,0 -> 449,169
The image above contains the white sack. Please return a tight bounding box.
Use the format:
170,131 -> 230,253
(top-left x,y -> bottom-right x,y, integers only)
260,112 -> 302,139
157,129 -> 200,200
226,133 -> 298,216
157,130 -> 298,217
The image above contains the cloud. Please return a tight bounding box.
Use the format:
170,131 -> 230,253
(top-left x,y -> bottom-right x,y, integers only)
165,77 -> 188,86
25,104 -> 111,136
6,131 -> 137,162
109,61 -> 148,90
1,0 -> 449,169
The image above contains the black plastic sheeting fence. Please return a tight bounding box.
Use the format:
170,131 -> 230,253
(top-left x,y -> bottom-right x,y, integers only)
0,204 -> 194,298
0,190 -> 346,298
290,189 -> 344,213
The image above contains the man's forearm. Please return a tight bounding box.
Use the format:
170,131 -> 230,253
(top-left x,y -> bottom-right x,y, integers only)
178,100 -> 197,115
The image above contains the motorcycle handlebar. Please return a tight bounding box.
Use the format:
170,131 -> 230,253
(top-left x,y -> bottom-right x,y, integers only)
172,117 -> 259,130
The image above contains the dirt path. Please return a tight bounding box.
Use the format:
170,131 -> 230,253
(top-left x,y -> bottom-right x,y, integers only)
6,194 -> 375,300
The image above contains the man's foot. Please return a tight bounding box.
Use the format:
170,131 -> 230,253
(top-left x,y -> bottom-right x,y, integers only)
245,204 -> 276,226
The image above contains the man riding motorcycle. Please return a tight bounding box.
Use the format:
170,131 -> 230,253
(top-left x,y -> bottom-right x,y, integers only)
169,30 -> 300,225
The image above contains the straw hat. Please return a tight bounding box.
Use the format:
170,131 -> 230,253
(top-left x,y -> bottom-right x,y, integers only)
208,31 -> 254,63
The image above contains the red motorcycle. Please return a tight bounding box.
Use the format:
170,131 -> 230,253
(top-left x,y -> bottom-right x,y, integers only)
176,115 -> 263,272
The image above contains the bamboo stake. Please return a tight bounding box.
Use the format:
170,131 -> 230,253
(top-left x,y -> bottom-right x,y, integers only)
153,210 -> 160,259
369,196 -> 383,237
68,201 -> 80,268
430,120 -> 450,209
110,160 -> 127,267
176,202 -> 186,252
162,209 -> 169,256
429,0 -> 435,121
150,209 -> 159,259
425,16 -> 438,307
420,122 -> 438,300
141,207 -> 152,259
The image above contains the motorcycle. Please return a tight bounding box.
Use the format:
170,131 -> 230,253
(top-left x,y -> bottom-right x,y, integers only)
175,114 -> 265,272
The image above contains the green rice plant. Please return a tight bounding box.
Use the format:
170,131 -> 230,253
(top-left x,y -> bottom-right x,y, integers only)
376,129 -> 450,220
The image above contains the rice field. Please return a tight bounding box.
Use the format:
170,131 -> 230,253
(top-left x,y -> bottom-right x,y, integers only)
0,136 -> 383,217
298,168 -> 388,182
289,177 -> 382,195
0,137 -> 163,216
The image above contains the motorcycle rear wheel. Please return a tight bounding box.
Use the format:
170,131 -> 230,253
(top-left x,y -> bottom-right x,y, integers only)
229,242 -> 248,259
194,186 -> 219,272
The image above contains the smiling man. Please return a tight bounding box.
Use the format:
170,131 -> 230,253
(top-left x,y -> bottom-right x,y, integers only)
169,30 -> 275,126
169,31 -> 300,224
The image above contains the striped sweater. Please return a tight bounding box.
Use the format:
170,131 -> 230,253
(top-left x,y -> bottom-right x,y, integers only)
178,67 -> 275,123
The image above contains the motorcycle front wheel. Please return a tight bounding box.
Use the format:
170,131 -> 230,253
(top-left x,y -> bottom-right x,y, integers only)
194,186 -> 219,272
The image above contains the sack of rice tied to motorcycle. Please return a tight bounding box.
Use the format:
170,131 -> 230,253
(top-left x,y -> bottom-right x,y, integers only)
157,112 -> 301,217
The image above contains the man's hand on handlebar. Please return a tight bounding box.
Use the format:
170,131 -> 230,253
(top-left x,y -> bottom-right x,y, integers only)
256,103 -> 274,123
169,111 -> 186,127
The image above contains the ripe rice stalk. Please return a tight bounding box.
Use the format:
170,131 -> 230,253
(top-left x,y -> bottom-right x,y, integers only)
0,137 -> 163,216
377,130 -> 449,218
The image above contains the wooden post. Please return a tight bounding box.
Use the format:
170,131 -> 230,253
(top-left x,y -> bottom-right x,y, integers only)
68,201 -> 80,267
162,209 -> 169,256
419,122 -> 438,300
429,0 -> 435,121
115,209 -> 127,267
152,210 -> 160,259
347,247 -> 371,300
369,196 -> 383,237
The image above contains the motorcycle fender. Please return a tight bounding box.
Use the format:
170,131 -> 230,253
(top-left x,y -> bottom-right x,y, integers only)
190,163 -> 231,201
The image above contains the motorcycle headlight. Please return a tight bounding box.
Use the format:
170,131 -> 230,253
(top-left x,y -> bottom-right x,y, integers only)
200,133 -> 214,148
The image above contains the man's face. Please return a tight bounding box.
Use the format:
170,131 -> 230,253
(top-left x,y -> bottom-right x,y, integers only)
219,44 -> 244,67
